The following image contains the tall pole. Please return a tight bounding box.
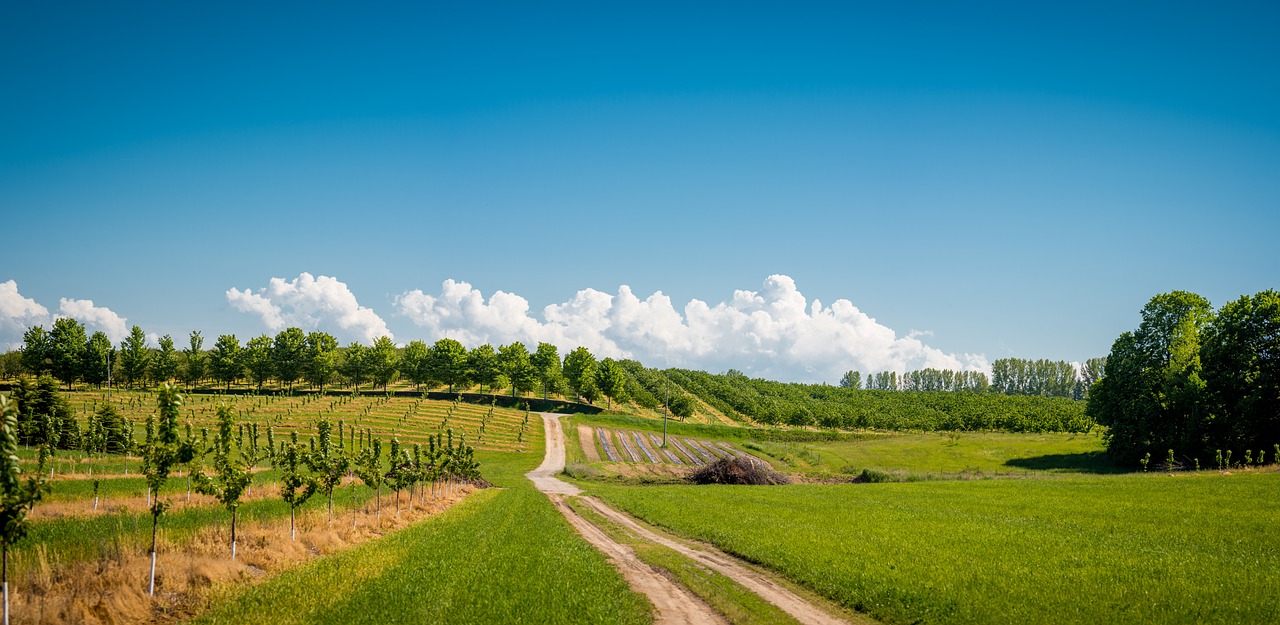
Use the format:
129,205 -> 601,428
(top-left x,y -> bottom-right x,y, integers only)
663,371 -> 669,446
107,346 -> 112,402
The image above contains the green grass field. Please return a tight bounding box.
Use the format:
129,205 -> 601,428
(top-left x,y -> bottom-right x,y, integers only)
193,451 -> 653,625
588,471 -> 1280,625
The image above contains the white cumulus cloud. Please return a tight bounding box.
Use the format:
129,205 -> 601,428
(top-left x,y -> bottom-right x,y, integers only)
57,298 -> 129,343
0,280 -> 51,350
227,273 -> 391,344
395,274 -> 988,382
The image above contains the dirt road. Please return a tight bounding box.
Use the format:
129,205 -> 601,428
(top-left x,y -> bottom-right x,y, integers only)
530,413 -> 724,624
529,413 -> 857,625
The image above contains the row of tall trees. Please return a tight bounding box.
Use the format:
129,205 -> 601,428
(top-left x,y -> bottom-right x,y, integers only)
838,358 -> 1106,399
11,325 -> 650,410
1087,290 -> 1280,465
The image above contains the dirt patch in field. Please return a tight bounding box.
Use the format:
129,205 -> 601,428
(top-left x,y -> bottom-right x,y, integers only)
577,424 -> 602,462
11,486 -> 476,625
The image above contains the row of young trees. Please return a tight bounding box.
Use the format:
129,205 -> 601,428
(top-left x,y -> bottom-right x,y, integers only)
1087,290 -> 1280,465
0,381 -> 482,607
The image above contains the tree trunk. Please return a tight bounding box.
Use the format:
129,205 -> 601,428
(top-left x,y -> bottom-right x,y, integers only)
4,541 -> 9,625
290,506 -> 296,541
148,513 -> 159,595
328,490 -> 334,526
231,509 -> 238,560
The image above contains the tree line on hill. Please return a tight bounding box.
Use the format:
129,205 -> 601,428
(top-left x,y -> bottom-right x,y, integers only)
8,321 -> 677,412
670,368 -> 1091,432
1087,290 -> 1279,467
838,357 -> 1106,399
8,318 -> 1100,434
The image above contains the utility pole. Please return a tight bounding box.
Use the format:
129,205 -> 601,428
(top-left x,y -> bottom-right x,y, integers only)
663,371 -> 669,446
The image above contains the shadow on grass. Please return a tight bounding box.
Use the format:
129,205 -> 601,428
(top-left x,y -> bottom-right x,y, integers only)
1004,452 -> 1126,474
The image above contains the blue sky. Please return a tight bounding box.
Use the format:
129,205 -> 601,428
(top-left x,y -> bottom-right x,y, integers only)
2,2 -> 1277,381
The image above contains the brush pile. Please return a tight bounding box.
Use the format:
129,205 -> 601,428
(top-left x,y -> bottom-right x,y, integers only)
688,456 -> 789,485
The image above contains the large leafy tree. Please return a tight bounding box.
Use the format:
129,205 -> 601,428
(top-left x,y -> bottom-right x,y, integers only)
304,331 -> 339,392
183,331 -> 207,390
19,326 -> 51,376
596,358 -> 629,410
467,344 -> 499,392
530,342 -> 562,399
430,338 -> 470,393
497,342 -> 536,398
340,342 -> 368,391
839,370 -> 861,389
49,317 -> 87,390
243,335 -> 274,392
563,346 -> 599,403
1087,291 -> 1214,464
400,340 -> 431,390
367,336 -> 399,391
1201,290 -> 1280,452
210,334 -> 243,391
272,327 -> 307,391
82,331 -> 113,389
151,334 -> 180,384
118,325 -> 151,389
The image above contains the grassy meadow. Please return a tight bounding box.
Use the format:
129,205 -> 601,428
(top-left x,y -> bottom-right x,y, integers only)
587,470 -> 1280,625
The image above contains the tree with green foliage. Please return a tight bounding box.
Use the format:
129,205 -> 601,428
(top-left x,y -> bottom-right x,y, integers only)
562,346 -> 598,402
151,334 -> 179,384
1,394 -> 49,625
531,342 -> 562,400
182,331 -> 207,390
498,342 -> 536,398
192,404 -> 252,559
272,327 -> 307,391
430,338 -> 470,393
354,437 -> 385,519
19,326 -> 51,376
82,331 -> 113,389
386,438 -> 417,513
210,334 -> 243,391
400,340 -> 431,390
467,344 -> 500,392
340,342 -> 369,391
143,384 -> 194,595
1087,291 -> 1214,464
367,336 -> 400,391
304,331 -> 339,392
118,325 -> 151,389
839,370 -> 861,389
87,403 -> 129,454
596,358 -> 629,410
243,335 -> 274,392
49,317 -> 87,390
309,419 -> 349,525
1200,290 -> 1280,454
279,431 -> 318,540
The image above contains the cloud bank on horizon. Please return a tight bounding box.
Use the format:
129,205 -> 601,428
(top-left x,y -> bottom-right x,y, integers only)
392,274 -> 989,381
1,280 -> 131,349
227,273 -> 392,344
4,274 -> 988,382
